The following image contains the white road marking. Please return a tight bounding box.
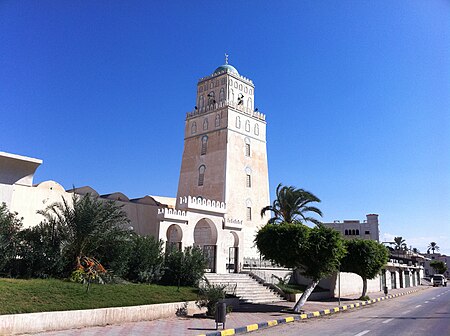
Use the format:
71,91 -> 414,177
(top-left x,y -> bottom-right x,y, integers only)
432,297 -> 436,300
425,301 -> 429,303
354,330 -> 371,336
382,318 -> 394,324
415,305 -> 422,308
401,310 -> 411,315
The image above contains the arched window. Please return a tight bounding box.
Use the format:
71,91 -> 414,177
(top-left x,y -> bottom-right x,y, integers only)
203,118 -> 208,130
246,199 -> 252,221
239,84 -> 243,91
191,122 -> 197,134
345,229 -> 349,235
356,229 -> 360,235
249,88 -> 253,95
207,91 -> 215,106
199,95 -> 204,110
254,124 -> 259,136
201,136 -> 208,155
245,167 -> 252,188
245,120 -> 250,132
229,88 -> 234,103
215,114 -> 221,127
351,229 -> 356,235
247,97 -> 253,110
198,165 -> 206,186
236,116 -> 241,128
219,88 -> 225,102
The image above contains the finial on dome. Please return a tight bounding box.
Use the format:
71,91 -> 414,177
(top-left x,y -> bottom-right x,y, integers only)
225,53 -> 229,65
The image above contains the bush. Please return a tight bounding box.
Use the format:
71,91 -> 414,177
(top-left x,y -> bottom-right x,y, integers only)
0,203 -> 23,274
160,246 -> 207,287
196,278 -> 227,316
126,235 -> 164,283
14,222 -> 65,278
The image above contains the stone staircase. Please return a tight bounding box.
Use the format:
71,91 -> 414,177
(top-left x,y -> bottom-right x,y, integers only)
203,273 -> 285,304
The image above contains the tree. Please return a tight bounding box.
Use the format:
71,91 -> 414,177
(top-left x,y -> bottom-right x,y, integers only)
37,193 -> 133,276
393,236 -> 407,251
340,239 -> 389,298
412,247 -> 420,254
427,242 -> 440,254
260,183 -> 323,225
255,223 -> 346,311
0,203 -> 23,273
430,260 -> 447,275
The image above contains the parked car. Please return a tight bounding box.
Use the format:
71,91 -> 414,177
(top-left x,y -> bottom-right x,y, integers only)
432,274 -> 447,287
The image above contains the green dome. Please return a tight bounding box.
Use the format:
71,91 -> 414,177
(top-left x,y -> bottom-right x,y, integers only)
213,64 -> 239,75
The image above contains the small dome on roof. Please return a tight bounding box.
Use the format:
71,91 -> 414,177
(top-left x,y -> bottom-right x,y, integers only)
213,64 -> 239,75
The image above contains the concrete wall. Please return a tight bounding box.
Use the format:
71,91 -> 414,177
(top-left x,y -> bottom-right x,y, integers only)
0,301 -> 204,335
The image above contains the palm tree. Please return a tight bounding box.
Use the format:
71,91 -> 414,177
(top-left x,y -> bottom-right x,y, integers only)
427,242 -> 440,254
260,183 -> 323,225
38,193 -> 132,274
393,236 -> 407,256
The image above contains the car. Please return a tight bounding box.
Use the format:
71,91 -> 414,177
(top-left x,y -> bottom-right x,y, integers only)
432,274 -> 447,287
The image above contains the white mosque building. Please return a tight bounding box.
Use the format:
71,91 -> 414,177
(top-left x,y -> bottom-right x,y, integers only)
0,60 -> 270,275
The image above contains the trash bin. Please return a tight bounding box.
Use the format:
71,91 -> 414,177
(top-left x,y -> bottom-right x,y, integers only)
383,286 -> 388,295
215,301 -> 227,330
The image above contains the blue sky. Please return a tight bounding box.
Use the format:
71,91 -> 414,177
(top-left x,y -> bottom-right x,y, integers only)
1,1 -> 449,254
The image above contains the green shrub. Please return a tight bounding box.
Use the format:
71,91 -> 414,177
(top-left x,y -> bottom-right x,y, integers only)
126,235 -> 164,283
0,203 -> 23,274
196,278 -> 226,316
160,246 -> 207,287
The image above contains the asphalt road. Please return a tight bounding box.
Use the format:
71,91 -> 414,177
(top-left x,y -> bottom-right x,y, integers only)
252,287 -> 450,336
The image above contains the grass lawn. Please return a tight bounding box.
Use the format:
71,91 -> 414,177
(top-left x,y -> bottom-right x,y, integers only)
0,278 -> 198,315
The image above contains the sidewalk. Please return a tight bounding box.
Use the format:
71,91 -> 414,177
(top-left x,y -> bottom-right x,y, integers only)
32,286 -> 429,336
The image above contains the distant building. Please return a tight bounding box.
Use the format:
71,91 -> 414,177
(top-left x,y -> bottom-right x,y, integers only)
323,214 -> 380,241
423,253 -> 449,278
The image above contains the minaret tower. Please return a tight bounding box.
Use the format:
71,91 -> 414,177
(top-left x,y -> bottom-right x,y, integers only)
176,56 -> 270,258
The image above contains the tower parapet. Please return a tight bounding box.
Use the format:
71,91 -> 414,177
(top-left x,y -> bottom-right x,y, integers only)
178,196 -> 226,214
157,208 -> 188,222
186,100 -> 265,121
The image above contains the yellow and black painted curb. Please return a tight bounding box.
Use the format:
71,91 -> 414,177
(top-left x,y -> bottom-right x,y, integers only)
197,289 -> 421,336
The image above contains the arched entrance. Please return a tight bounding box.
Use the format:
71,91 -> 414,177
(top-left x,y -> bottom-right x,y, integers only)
194,219 -> 218,273
166,224 -> 183,251
228,232 -> 239,273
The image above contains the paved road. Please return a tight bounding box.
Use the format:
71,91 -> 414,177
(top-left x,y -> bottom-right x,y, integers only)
251,287 -> 450,336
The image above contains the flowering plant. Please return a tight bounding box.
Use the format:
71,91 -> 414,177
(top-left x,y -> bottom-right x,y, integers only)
70,256 -> 107,291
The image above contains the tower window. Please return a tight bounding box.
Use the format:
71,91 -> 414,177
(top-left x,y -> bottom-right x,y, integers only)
254,124 -> 259,136
198,165 -> 206,186
203,118 -> 208,130
191,122 -> 197,134
215,114 -> 221,127
344,229 -> 348,235
246,207 -> 252,221
219,88 -> 225,102
207,91 -> 215,106
245,142 -> 251,157
245,120 -> 250,132
246,174 -> 251,188
236,116 -> 241,128
201,136 -> 208,155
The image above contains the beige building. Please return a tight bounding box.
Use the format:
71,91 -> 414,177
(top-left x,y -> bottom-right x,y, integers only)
0,60 -> 270,275
323,214 -> 380,242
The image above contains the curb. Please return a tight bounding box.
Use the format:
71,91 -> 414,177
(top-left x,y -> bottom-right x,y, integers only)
197,289 -> 422,336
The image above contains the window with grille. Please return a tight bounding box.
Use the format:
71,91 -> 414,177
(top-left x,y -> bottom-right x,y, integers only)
201,136 -> 208,155
198,165 -> 206,186
245,143 -> 250,157
246,207 -> 252,221
246,174 -> 251,188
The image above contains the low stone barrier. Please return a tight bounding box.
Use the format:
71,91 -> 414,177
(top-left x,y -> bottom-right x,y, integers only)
0,301 -> 203,335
